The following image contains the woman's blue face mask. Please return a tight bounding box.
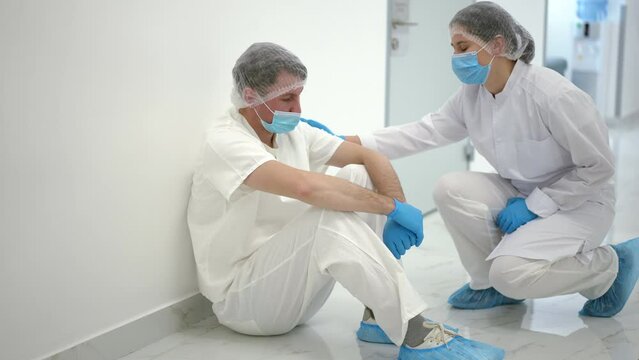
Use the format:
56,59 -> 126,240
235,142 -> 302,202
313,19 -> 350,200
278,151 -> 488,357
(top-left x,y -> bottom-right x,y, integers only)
451,42 -> 495,85
254,102 -> 301,134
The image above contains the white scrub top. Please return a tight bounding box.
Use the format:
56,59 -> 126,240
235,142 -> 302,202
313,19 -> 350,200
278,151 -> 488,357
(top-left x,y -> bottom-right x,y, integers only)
360,60 -> 615,218
187,108 -> 343,303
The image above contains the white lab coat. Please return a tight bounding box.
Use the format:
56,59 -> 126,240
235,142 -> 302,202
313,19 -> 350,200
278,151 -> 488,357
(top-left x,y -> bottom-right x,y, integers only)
360,60 -> 615,262
187,108 -> 427,344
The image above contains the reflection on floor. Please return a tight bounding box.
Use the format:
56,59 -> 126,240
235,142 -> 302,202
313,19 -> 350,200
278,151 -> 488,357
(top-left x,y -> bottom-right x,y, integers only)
120,118 -> 639,360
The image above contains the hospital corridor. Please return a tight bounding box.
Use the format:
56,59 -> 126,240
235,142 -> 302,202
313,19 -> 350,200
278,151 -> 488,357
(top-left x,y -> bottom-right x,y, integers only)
115,116 -> 639,360
2,0 -> 639,360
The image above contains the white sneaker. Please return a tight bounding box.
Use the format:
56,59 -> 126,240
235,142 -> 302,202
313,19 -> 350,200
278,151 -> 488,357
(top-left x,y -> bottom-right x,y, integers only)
398,320 -> 504,360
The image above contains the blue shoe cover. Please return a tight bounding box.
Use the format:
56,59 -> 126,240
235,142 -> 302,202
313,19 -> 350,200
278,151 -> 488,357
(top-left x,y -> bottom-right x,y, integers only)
580,237 -> 639,317
398,336 -> 505,360
356,321 -> 394,344
356,320 -> 459,345
448,283 -> 524,309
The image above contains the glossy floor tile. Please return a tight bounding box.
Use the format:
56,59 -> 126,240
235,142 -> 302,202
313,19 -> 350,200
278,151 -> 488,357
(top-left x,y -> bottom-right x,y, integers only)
118,211 -> 639,360
119,121 -> 639,360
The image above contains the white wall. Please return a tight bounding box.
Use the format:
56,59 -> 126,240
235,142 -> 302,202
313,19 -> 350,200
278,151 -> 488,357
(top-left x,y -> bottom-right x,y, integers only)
210,1 -> 388,135
598,0 -> 623,118
0,1 -> 387,359
481,0 -> 546,66
0,2 -> 217,359
621,0 -> 639,117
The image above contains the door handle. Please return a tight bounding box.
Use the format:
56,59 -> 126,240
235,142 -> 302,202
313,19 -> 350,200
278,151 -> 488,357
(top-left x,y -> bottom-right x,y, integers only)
392,20 -> 418,29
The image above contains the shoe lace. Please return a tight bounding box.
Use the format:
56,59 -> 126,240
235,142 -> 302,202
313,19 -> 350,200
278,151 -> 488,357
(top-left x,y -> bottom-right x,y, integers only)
422,321 -> 456,349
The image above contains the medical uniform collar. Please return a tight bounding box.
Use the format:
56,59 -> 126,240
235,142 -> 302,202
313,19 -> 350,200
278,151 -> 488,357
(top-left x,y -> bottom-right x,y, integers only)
230,107 -> 280,149
484,60 -> 527,104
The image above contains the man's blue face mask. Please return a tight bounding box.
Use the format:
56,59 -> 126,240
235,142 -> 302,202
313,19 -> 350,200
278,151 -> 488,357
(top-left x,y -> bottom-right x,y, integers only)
451,42 -> 495,85
254,102 -> 301,134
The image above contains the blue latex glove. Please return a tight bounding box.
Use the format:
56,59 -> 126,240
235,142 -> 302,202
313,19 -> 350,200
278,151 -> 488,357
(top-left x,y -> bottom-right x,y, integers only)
496,197 -> 538,234
387,199 -> 424,247
382,219 -> 417,259
300,118 -> 345,140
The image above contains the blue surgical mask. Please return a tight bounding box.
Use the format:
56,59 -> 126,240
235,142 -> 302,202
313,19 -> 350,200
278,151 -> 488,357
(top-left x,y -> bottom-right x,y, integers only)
451,43 -> 495,85
254,102 -> 301,134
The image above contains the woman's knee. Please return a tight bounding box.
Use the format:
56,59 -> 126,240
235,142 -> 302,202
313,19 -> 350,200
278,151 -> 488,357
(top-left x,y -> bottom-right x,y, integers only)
489,256 -> 542,299
432,171 -> 473,206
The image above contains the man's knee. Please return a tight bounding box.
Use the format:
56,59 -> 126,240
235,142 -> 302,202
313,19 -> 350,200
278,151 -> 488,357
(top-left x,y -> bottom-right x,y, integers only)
489,256 -> 544,299
256,322 -> 297,336
335,164 -> 372,188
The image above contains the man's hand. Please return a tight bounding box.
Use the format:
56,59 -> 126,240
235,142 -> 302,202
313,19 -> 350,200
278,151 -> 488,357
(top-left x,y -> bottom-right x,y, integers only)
382,219 -> 417,259
387,199 -> 424,246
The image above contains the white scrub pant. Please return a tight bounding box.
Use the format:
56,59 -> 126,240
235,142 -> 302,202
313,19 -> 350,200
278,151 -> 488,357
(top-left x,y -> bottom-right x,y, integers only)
433,171 -> 618,300
212,165 -> 427,345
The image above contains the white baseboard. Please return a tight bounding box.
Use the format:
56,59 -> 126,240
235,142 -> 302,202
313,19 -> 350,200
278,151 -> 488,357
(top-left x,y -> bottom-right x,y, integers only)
45,293 -> 216,360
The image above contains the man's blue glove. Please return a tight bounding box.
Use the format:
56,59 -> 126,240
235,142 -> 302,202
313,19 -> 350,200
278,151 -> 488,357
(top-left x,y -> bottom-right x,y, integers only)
387,199 -> 424,247
383,219 -> 417,259
496,197 -> 538,234
300,118 -> 345,140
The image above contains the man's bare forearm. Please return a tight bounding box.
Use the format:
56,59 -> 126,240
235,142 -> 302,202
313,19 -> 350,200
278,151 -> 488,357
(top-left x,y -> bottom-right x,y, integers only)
360,148 -> 405,203
245,160 -> 396,215
300,146 -> 407,214
297,171 -> 396,215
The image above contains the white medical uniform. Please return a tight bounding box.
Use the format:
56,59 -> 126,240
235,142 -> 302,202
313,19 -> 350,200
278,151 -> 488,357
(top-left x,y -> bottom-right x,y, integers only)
360,60 -> 618,299
187,108 -> 426,344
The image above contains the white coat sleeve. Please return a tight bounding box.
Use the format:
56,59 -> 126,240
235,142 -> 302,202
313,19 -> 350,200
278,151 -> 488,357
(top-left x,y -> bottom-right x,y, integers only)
359,88 -> 469,159
526,89 -> 615,217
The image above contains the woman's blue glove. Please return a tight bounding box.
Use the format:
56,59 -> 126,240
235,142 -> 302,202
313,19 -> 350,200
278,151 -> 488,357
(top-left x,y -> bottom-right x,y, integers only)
382,219 -> 417,259
300,118 -> 345,140
387,199 -> 424,247
496,197 -> 538,234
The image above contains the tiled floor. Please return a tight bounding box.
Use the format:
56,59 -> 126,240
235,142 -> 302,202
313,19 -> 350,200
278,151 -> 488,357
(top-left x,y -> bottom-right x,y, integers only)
120,119 -> 639,360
